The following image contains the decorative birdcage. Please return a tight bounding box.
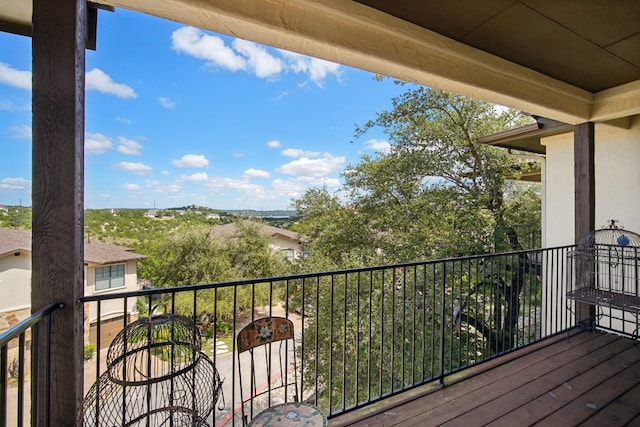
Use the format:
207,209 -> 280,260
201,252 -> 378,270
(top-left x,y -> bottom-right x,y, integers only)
80,314 -> 223,427
567,220 -> 640,312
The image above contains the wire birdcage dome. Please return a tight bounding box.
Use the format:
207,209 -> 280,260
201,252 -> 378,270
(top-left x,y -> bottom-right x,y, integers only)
80,314 -> 223,427
576,219 -> 640,252
106,314 -> 202,386
81,352 -> 219,427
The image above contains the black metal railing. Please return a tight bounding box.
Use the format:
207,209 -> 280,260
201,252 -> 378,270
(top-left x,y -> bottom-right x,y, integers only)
77,246 -> 575,425
0,303 -> 62,427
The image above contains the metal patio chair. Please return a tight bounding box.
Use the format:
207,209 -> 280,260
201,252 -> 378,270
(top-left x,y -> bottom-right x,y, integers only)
236,316 -> 299,426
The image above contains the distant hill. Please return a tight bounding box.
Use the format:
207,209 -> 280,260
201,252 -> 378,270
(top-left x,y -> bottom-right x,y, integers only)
222,209 -> 298,218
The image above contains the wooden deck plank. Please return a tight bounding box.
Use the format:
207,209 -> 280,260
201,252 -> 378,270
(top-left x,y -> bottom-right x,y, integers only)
579,382 -> 640,427
486,343 -> 640,426
397,334 -> 631,427
535,357 -> 640,426
340,334 -> 595,427
329,332 -> 597,427
329,332 -> 640,427
342,333 -> 597,427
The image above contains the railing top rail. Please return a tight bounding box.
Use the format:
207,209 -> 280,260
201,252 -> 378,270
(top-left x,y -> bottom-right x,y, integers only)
0,302 -> 63,347
79,245 -> 575,303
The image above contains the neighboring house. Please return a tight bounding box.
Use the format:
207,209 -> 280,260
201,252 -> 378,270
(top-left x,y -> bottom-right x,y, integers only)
144,209 -> 158,218
0,228 -> 147,347
209,222 -> 307,262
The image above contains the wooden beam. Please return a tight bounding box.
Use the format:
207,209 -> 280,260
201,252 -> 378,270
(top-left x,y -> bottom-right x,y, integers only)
573,122 -> 595,326
100,0 -> 593,124
31,0 -> 85,425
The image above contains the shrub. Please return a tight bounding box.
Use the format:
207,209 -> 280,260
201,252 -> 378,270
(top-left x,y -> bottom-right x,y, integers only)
84,343 -> 95,360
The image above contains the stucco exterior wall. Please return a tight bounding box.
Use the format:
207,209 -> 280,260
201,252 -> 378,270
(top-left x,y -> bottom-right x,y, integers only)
0,253 -> 32,314
542,116 -> 640,247
85,260 -> 140,323
541,117 -> 640,333
269,235 -> 302,260
0,254 -> 140,340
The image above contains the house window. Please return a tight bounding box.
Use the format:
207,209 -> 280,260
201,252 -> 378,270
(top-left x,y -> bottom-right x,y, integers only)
280,248 -> 295,262
95,264 -> 125,291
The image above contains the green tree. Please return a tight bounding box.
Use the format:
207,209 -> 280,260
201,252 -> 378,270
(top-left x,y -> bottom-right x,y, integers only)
143,222 -> 293,321
294,86 -> 542,407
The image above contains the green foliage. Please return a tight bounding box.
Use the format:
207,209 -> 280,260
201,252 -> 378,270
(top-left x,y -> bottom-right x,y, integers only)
293,85 -> 543,408
145,222 -> 293,321
83,343 -> 95,361
0,206 -> 32,229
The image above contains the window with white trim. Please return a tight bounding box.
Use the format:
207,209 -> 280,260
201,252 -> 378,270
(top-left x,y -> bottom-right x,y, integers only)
95,264 -> 125,291
280,248 -> 295,263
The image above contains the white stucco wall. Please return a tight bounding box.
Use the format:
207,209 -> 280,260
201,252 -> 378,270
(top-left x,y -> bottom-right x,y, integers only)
85,260 -> 140,323
0,253 -> 32,313
0,255 -> 139,323
542,116 -> 640,247
541,116 -> 640,334
269,235 -> 303,260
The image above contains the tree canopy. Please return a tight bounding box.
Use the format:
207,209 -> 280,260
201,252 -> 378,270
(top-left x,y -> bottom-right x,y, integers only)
294,85 -> 540,267
292,85 -> 543,408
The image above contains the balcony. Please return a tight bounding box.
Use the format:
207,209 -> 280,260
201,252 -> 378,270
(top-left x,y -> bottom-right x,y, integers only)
2,245 -> 639,426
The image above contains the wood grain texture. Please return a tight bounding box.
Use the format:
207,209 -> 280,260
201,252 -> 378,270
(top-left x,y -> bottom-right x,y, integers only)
31,0 -> 86,425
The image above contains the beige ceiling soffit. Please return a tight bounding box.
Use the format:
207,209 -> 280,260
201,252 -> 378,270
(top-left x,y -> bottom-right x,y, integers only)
105,0 -> 592,124
591,80 -> 640,123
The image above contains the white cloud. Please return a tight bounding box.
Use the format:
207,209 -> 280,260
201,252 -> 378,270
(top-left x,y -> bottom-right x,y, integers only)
207,177 -> 266,196
171,27 -> 341,85
85,132 -> 113,155
232,39 -> 284,79
179,172 -> 209,182
279,51 -> 341,87
115,116 -> 132,124
0,63 -> 31,90
271,178 -> 306,195
267,140 -> 281,149
0,177 -> 30,190
277,153 -> 345,177
117,137 -> 143,155
158,97 -> 177,109
116,161 -> 152,175
281,148 -> 321,158
171,27 -> 246,72
233,152 -> 245,158
159,184 -> 181,193
86,68 -> 137,99
9,125 -> 31,139
122,183 -> 141,191
244,168 -> 271,179
0,99 -> 20,110
364,138 -> 391,154
171,154 -> 209,168
145,179 -> 161,186
160,170 -> 170,176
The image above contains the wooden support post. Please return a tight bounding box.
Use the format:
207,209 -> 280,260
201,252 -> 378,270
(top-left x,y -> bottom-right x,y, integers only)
32,0 -> 86,425
574,122 -> 595,327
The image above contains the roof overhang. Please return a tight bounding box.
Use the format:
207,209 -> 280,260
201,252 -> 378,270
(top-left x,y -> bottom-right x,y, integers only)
477,117 -> 573,155
0,1 -> 112,50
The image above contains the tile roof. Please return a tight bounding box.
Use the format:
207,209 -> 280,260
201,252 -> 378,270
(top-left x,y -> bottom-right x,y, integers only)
0,228 -> 146,264
209,222 -> 304,242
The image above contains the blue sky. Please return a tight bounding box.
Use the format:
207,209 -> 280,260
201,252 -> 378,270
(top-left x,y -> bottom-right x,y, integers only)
0,8 -> 408,210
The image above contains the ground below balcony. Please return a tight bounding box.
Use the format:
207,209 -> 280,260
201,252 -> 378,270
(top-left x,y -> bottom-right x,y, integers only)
329,330 -> 640,426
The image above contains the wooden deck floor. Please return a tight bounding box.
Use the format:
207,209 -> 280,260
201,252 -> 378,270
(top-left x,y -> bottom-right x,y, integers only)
329,330 -> 640,426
